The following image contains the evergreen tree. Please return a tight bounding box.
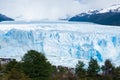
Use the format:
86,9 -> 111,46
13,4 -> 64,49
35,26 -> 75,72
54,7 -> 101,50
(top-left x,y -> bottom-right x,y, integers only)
101,59 -> 114,80
101,65 -> 105,75
0,61 -> 2,71
87,58 -> 100,78
113,66 -> 120,80
0,61 -> 2,80
75,61 -> 86,79
102,59 -> 114,76
22,50 -> 52,80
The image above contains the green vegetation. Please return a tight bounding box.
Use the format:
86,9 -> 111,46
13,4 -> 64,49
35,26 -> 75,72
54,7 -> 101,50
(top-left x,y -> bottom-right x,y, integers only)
0,50 -> 120,80
75,61 -> 86,79
87,58 -> 100,79
5,59 -> 18,72
0,50 -> 52,80
2,68 -> 31,80
22,50 -> 52,80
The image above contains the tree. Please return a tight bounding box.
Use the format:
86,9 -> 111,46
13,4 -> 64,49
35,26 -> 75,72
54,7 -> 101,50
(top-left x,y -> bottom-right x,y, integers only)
2,68 -> 31,80
0,61 -> 2,71
102,59 -> 114,76
113,66 -> 120,80
87,58 -> 100,78
101,59 -> 114,80
75,61 -> 86,79
2,61 -> 31,80
22,50 -> 52,80
0,61 -> 2,80
5,59 -> 17,72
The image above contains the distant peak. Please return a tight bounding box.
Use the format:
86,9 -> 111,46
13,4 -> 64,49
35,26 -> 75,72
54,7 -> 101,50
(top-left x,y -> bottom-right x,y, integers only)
69,4 -> 120,26
0,13 -> 14,22
99,4 -> 120,13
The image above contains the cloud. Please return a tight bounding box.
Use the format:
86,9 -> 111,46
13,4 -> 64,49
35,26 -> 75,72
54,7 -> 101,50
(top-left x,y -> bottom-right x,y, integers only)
76,0 -> 120,9
0,0 -> 119,21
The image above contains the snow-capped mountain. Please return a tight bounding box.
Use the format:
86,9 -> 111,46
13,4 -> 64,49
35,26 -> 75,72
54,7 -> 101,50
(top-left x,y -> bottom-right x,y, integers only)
69,4 -> 120,26
0,21 -> 120,67
0,13 -> 14,22
98,4 -> 120,13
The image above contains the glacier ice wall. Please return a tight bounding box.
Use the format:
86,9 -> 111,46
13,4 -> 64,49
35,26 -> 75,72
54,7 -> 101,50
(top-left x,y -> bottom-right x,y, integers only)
0,22 -> 120,67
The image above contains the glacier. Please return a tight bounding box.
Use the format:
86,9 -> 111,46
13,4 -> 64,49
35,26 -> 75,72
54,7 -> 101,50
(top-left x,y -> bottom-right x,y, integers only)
0,21 -> 120,67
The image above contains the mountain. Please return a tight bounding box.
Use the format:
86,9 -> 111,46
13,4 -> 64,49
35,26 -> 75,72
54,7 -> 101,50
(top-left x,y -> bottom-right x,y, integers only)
0,13 -> 14,22
69,4 -> 120,26
0,21 -> 120,67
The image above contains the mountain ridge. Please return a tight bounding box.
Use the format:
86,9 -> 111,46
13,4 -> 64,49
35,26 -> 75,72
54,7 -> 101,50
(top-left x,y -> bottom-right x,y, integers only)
69,4 -> 120,26
0,13 -> 14,22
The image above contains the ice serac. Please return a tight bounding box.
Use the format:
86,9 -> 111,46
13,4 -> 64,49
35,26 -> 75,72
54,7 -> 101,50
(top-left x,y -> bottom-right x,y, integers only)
0,22 -> 120,67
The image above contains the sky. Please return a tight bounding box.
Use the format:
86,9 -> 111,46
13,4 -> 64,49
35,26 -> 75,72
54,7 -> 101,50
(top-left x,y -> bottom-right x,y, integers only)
0,0 -> 120,21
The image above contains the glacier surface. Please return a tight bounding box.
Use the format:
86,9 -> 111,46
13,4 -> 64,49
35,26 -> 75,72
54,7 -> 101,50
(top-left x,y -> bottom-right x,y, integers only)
0,21 -> 120,67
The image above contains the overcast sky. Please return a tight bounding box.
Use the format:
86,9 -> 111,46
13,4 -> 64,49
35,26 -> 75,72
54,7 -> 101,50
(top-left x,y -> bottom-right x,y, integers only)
0,0 -> 120,21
